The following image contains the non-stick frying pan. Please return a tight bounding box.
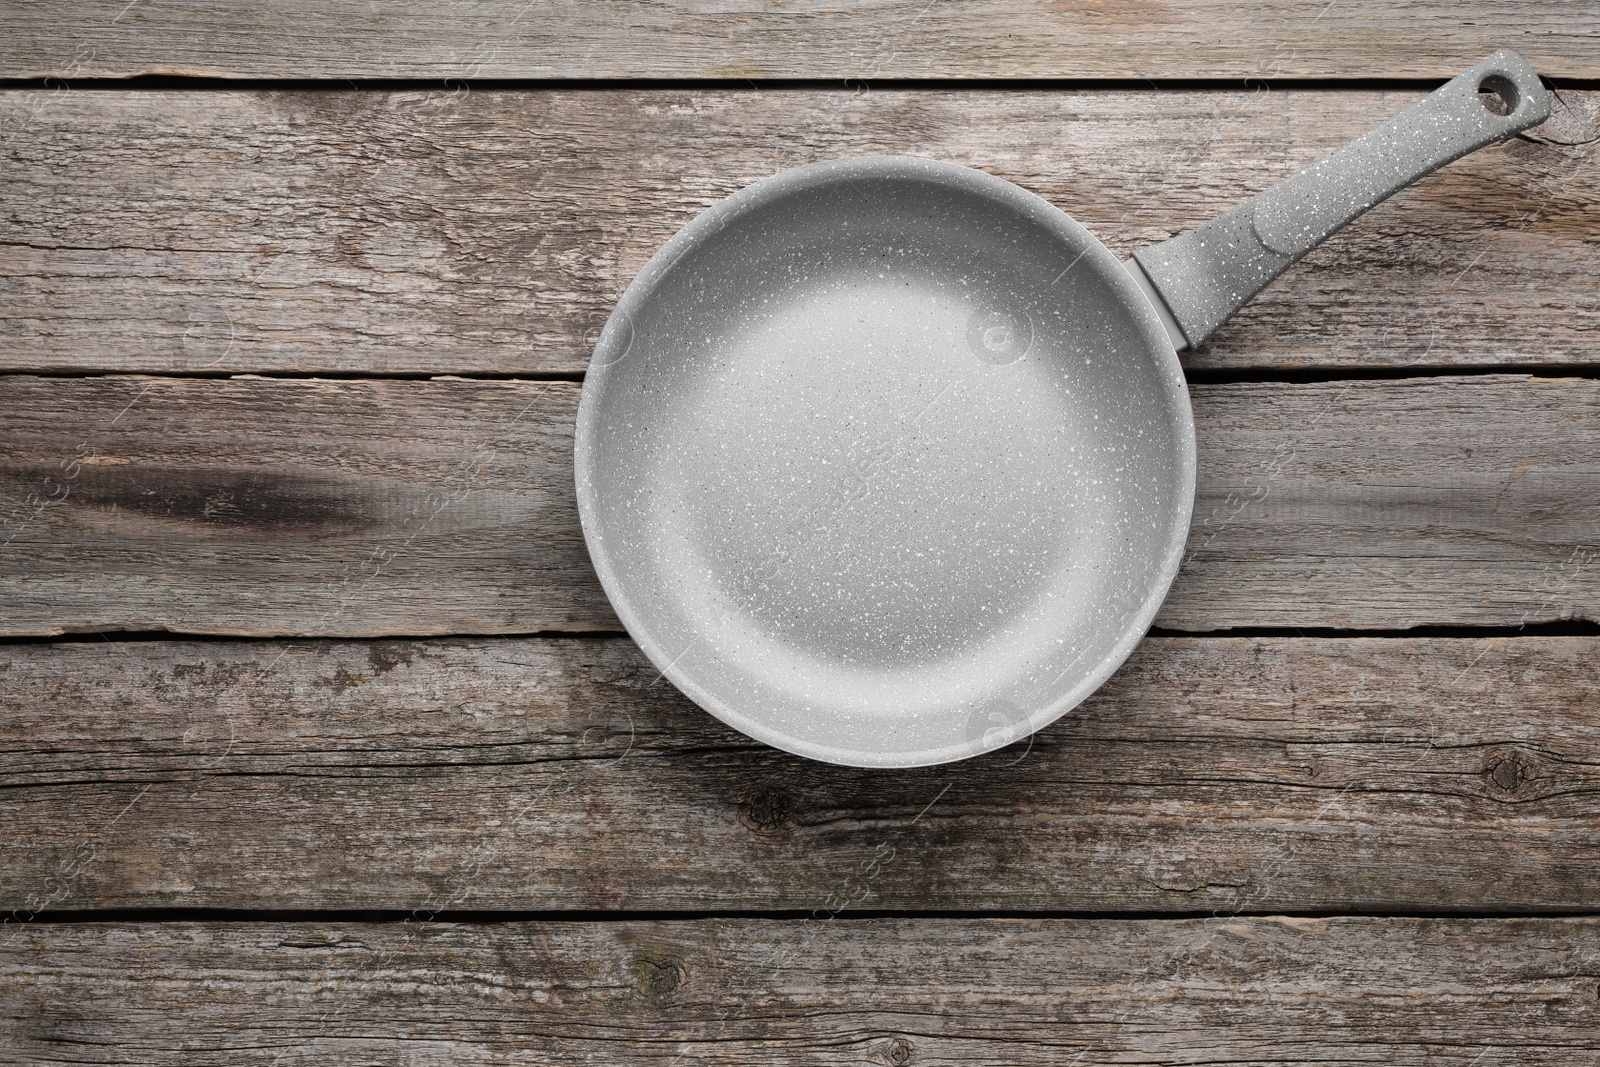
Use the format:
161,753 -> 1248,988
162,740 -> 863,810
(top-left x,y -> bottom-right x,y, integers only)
575,51 -> 1550,768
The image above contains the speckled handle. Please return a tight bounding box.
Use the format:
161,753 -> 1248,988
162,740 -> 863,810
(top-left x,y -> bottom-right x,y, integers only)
1130,49 -> 1551,351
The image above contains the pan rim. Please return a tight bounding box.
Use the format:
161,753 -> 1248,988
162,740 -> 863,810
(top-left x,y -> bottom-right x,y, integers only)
575,154 -> 1196,767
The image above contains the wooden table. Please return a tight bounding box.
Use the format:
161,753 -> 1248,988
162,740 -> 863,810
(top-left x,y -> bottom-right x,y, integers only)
3,4 -> 1599,1062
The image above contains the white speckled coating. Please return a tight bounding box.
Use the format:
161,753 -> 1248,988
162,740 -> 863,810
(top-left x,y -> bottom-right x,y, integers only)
575,156 -> 1195,767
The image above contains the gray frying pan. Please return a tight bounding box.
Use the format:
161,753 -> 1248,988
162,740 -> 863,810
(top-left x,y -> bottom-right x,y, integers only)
575,51 -> 1550,768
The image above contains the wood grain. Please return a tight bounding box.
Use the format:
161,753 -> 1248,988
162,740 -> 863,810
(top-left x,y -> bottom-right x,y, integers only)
3,635 -> 1597,913
5,1 -> 1600,80
1,88 -> 1594,375
1,373 -> 1597,637
4,917 -> 1599,1064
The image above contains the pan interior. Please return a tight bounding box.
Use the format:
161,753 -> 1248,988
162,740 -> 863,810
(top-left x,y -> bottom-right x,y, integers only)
576,157 -> 1193,767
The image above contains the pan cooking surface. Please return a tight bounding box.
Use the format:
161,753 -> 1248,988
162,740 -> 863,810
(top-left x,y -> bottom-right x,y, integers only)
576,157 -> 1194,766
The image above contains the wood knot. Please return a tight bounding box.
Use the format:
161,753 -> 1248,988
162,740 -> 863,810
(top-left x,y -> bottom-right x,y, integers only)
1486,750 -> 1536,797
875,1036 -> 915,1066
636,955 -> 686,1005
738,787 -> 794,834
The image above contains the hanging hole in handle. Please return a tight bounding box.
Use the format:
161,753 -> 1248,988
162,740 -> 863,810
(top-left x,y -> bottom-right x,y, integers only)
1478,73 -> 1519,116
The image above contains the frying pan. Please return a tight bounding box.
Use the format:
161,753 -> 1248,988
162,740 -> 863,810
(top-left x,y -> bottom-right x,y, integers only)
575,51 -> 1550,768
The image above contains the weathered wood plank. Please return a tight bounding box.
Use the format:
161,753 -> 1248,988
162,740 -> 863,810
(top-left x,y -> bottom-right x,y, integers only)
1,374 -> 1596,637
5,1 -> 1600,80
0,375 -> 605,636
1,88 -> 1594,375
4,918 -> 1598,1064
3,636 -> 1597,913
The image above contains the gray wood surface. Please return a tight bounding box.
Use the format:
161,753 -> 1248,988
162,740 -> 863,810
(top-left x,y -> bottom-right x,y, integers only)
5,10 -> 1600,1056
2,374 -> 1597,637
1,88 -> 1594,375
5,1 -> 1600,80
5,917 -> 1599,1064
4,635 -> 1597,913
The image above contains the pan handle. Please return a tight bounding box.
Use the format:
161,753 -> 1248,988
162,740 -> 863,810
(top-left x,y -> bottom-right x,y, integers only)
1128,49 -> 1550,351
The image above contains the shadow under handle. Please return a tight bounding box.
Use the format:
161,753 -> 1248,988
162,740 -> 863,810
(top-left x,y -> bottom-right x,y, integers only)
1128,48 -> 1551,352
